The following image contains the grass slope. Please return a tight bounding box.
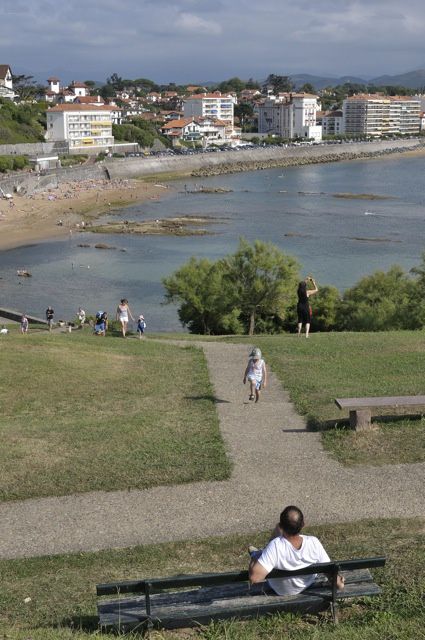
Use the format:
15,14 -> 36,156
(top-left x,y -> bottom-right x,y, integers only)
0,517 -> 423,639
222,331 -> 425,465
0,332 -> 230,501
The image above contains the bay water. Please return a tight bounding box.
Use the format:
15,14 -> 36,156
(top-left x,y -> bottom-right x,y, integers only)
1,154 -> 424,331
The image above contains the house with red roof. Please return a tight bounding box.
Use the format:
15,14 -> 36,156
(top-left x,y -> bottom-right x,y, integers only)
162,116 -> 227,145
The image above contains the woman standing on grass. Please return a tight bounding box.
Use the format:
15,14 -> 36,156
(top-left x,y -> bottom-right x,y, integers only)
297,276 -> 318,338
116,298 -> 134,338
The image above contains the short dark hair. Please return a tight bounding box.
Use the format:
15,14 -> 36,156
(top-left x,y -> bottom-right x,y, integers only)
279,506 -> 305,535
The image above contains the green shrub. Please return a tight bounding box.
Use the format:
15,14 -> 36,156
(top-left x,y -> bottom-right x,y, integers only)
0,155 -> 13,172
12,155 -> 28,170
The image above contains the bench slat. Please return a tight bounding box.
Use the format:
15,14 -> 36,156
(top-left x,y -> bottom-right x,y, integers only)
335,396 -> 425,410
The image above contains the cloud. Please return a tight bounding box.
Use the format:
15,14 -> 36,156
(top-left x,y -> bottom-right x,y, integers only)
175,12 -> 222,35
1,0 -> 425,82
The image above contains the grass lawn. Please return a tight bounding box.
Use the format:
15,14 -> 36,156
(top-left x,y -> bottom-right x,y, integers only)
0,517 -> 423,639
224,331 -> 425,466
0,332 -> 230,501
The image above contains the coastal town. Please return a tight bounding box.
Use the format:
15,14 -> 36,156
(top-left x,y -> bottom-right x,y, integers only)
1,64 -> 425,159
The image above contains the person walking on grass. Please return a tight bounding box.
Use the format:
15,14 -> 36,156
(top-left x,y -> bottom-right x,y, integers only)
116,298 -> 134,338
137,314 -> 146,339
243,347 -> 267,403
46,306 -> 54,331
20,314 -> 29,334
297,276 -> 318,338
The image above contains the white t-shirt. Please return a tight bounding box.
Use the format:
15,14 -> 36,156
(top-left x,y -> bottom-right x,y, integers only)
258,535 -> 330,595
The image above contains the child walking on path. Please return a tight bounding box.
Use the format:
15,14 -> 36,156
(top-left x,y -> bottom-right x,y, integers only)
243,347 -> 267,403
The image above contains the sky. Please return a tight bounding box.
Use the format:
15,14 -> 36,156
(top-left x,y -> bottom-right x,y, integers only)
2,0 -> 425,85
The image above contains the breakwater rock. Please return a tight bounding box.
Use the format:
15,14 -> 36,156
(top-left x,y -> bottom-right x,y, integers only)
190,145 -> 423,177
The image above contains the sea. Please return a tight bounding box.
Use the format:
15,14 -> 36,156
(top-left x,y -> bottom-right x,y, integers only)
1,153 -> 425,331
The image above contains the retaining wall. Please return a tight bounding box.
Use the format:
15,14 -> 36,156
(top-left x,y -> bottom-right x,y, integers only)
0,141 -> 69,156
0,164 -> 107,196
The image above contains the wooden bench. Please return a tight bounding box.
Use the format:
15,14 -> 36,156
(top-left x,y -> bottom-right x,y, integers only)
97,556 -> 385,632
335,395 -> 425,430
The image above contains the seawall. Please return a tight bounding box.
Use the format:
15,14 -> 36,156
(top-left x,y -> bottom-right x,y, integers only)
106,139 -> 423,180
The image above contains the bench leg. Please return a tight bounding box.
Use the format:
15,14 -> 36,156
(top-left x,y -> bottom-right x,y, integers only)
349,409 -> 372,431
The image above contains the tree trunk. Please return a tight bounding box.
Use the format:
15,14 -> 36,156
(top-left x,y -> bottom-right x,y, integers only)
248,310 -> 255,336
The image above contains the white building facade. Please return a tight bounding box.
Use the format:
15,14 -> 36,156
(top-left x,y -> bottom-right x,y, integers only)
257,94 -> 322,141
184,92 -> 236,136
45,104 -> 114,149
321,110 -> 344,136
343,95 -> 421,137
0,65 -> 15,100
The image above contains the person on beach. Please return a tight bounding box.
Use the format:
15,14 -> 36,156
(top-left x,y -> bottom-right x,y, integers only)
20,314 -> 29,334
248,505 -> 345,595
137,314 -> 146,339
243,347 -> 267,403
116,298 -> 134,338
297,276 -> 318,338
46,306 -> 54,331
78,307 -> 86,326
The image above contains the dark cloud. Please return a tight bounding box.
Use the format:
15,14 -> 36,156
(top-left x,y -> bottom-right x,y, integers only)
1,0 -> 425,82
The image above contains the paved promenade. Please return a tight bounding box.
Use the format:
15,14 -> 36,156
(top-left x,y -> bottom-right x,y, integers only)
0,342 -> 423,559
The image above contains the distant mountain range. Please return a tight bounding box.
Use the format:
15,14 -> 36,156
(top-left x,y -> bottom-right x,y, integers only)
290,69 -> 425,90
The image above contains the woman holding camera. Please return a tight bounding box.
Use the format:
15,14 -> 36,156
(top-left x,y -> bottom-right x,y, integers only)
296,276 -> 318,338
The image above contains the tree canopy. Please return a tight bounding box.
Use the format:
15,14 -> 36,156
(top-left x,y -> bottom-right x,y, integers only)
163,239 -> 300,335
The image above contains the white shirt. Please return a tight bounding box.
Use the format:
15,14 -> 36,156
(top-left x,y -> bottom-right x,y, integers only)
258,535 -> 330,595
246,358 -> 265,382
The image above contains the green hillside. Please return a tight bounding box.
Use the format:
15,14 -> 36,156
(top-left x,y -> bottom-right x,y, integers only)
0,99 -> 46,144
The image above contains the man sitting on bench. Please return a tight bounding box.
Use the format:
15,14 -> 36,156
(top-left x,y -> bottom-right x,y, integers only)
249,505 -> 345,595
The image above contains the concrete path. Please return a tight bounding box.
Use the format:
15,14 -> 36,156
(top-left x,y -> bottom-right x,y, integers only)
0,342 -> 424,559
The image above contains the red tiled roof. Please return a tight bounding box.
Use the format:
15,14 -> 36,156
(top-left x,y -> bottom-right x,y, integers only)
0,64 -> 11,79
48,104 -> 114,112
47,76 -> 60,82
73,96 -> 105,104
163,117 -> 194,129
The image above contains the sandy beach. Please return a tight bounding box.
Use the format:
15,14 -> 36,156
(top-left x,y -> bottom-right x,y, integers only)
1,143 -> 424,252
0,178 -> 170,251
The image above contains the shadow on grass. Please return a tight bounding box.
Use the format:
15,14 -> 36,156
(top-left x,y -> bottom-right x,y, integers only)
307,412 -> 424,432
185,394 -> 231,404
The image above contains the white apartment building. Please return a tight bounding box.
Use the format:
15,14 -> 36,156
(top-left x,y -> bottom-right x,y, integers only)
45,104 -> 114,149
184,92 -> 236,134
343,95 -> 421,137
321,110 -> 344,136
257,94 -> 322,141
0,65 -> 15,100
